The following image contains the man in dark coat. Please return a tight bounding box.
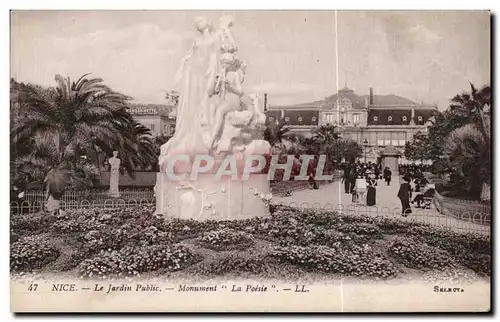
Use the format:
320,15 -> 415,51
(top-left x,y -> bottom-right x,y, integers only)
398,175 -> 412,216
383,167 -> 392,186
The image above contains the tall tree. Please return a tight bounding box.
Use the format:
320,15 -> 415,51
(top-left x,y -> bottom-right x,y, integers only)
11,74 -> 156,196
264,117 -> 291,154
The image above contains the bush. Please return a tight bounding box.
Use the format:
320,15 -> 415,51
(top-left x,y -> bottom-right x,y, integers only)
197,254 -> 270,276
388,237 -> 455,270
337,222 -> 383,238
78,244 -> 201,279
197,228 -> 255,251
10,236 -> 59,272
164,218 -> 222,241
11,213 -> 57,235
270,244 -> 399,279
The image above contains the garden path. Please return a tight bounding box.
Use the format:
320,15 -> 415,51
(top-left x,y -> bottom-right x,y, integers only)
273,176 -> 490,235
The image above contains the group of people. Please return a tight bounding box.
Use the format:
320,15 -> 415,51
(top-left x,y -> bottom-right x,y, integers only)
341,162 -> 393,206
341,161 -> 436,216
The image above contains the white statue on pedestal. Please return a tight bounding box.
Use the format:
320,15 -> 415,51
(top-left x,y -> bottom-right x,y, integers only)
108,151 -> 120,198
155,15 -> 271,220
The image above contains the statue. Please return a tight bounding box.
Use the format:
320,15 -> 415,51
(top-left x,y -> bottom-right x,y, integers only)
108,151 -> 120,198
155,15 -> 271,221
159,15 -> 218,165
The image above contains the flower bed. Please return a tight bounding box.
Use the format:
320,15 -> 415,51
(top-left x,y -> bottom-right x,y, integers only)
78,244 -> 201,279
388,237 -> 456,270
11,236 -> 60,272
9,203 -> 491,280
196,228 -> 255,251
270,244 -> 399,279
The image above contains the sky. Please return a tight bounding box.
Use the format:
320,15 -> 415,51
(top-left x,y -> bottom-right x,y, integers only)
10,10 -> 490,109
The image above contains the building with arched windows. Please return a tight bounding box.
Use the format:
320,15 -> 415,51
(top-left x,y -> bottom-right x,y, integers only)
265,86 -> 438,161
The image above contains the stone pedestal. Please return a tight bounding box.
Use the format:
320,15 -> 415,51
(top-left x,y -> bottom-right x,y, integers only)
155,172 -> 270,221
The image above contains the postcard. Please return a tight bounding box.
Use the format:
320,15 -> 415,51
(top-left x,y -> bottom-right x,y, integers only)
10,9 -> 491,312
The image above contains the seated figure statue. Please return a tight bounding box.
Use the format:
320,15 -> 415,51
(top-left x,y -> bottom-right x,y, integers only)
208,52 -> 246,153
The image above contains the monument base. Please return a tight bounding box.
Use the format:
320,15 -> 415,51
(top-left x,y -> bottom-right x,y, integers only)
154,173 -> 270,221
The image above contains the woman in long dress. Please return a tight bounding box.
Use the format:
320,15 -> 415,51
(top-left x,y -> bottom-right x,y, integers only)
366,173 -> 377,206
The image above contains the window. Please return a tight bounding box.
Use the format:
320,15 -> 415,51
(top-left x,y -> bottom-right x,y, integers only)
373,116 -> 378,122
399,139 -> 406,146
353,114 -> 360,124
418,116 -> 423,121
285,117 -> 290,122
298,117 -> 303,122
388,116 -> 393,122
164,125 -> 167,133
402,116 -> 407,122
151,124 -> 155,132
312,116 -> 317,122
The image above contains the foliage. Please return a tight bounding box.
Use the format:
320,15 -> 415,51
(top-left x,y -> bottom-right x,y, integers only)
78,244 -> 201,279
11,236 -> 60,272
264,117 -> 291,153
9,203 -> 491,279
389,237 -> 455,270
404,83 -> 491,199
197,228 -> 255,251
10,75 -> 157,194
271,244 -> 399,279
197,254 -> 270,276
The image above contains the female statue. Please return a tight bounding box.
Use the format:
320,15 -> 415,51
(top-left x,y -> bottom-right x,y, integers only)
159,16 -> 218,168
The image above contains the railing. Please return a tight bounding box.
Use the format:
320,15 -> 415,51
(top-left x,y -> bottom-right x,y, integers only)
10,198 -> 490,236
434,190 -> 491,222
273,201 -> 490,235
22,189 -> 155,204
10,198 -> 155,215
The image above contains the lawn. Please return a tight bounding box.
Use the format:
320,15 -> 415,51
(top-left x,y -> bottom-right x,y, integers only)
10,204 -> 491,284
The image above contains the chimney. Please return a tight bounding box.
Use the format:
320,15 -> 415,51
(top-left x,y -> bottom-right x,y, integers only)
369,87 -> 374,105
264,93 -> 268,111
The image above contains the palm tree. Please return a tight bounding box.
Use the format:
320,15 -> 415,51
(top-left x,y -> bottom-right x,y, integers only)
444,83 -> 491,200
264,117 -> 291,154
11,73 -> 155,204
311,124 -> 341,167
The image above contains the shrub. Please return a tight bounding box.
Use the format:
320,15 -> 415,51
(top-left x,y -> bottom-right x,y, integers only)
388,237 -> 455,270
10,236 -> 60,272
337,222 -> 383,238
11,213 -> 57,235
270,244 -> 398,279
164,218 -> 222,241
197,228 -> 255,251
78,244 -> 201,279
197,254 -> 270,276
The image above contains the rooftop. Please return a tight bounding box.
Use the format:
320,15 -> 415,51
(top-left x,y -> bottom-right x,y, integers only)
273,86 -> 437,110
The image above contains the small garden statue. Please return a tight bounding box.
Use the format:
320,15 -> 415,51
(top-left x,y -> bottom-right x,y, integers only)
108,151 -> 121,198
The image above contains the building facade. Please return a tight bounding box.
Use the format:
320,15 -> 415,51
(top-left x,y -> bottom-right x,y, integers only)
265,86 -> 438,162
129,103 -> 176,137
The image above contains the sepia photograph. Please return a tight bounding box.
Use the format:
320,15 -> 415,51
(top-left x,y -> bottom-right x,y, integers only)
9,9 -> 491,312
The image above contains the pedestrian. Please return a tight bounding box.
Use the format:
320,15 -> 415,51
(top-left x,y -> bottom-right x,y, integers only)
383,167 -> 392,186
356,174 -> 367,205
366,172 -> 377,206
342,165 -> 351,194
397,175 -> 412,216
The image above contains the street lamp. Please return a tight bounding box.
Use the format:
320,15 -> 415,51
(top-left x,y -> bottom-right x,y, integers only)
363,138 -> 369,163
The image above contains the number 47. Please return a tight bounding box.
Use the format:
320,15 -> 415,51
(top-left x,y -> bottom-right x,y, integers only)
28,284 -> 38,291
